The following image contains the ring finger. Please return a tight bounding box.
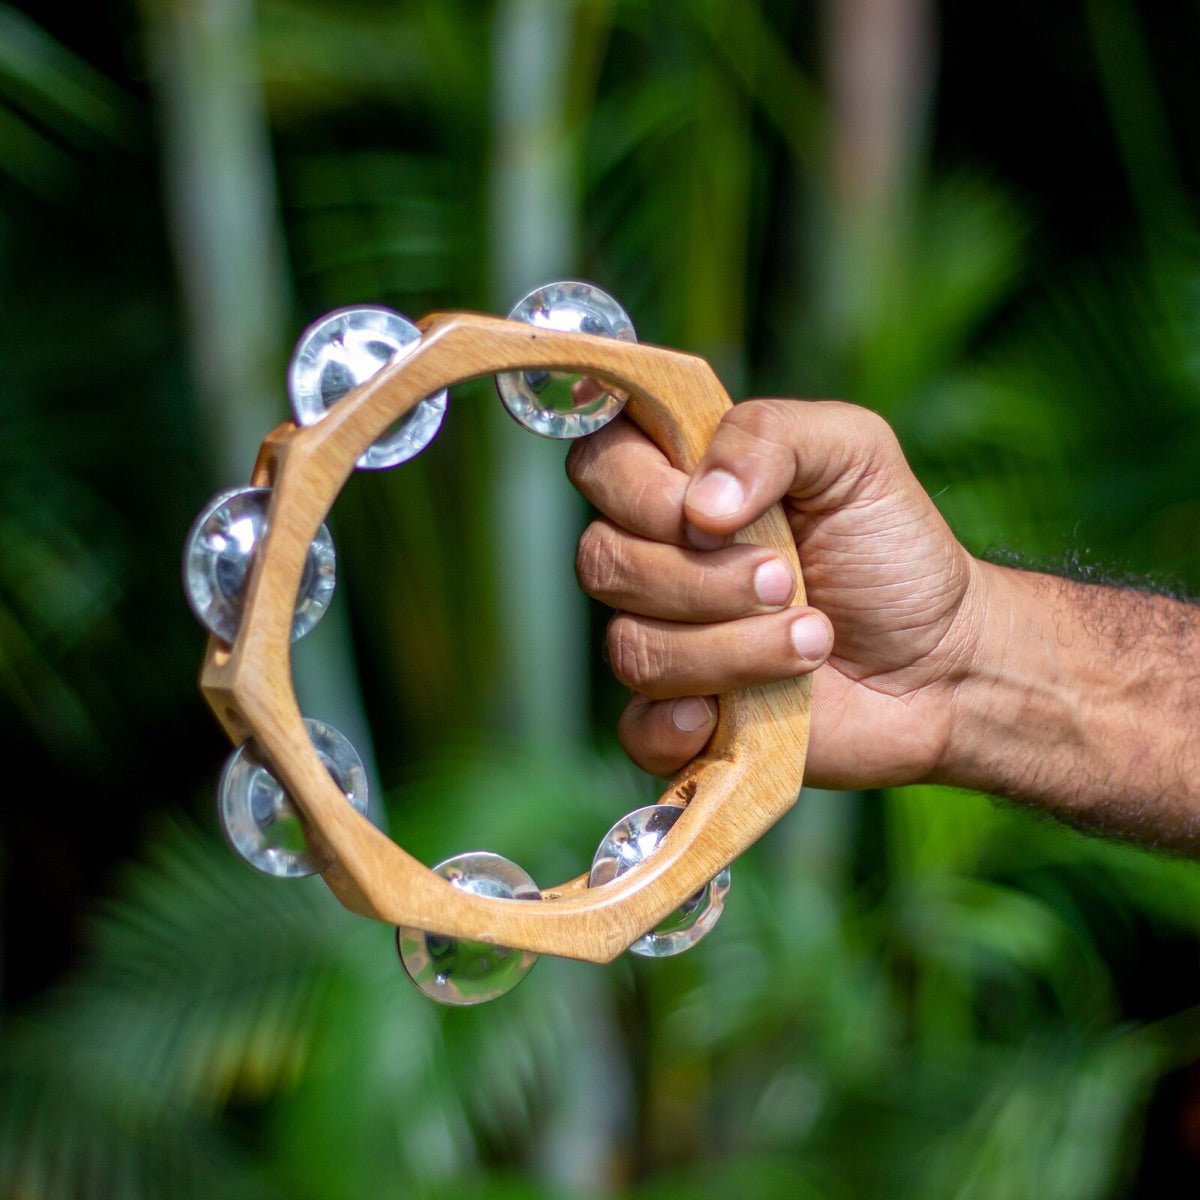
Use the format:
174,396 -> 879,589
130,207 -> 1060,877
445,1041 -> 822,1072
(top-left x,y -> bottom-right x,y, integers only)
607,607 -> 833,699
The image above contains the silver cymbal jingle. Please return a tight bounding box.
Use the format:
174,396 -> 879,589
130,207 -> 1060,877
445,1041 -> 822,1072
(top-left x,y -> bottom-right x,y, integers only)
218,717 -> 368,878
397,851 -> 540,1006
183,485 -> 336,645
589,804 -> 731,958
288,305 -> 448,469
495,280 -> 636,439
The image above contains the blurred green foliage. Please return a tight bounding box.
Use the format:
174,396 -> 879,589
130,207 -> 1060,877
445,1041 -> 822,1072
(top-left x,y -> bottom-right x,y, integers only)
2,0 -> 1200,1196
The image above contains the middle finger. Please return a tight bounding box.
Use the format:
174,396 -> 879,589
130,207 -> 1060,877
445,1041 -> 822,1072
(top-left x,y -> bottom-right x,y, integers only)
576,518 -> 798,622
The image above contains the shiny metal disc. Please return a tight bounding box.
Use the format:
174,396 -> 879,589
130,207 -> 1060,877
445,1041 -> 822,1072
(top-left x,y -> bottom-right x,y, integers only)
495,280 -> 636,439
218,717 -> 368,878
183,486 -> 336,645
588,804 -> 730,958
288,306 -> 448,469
397,851 -> 540,1006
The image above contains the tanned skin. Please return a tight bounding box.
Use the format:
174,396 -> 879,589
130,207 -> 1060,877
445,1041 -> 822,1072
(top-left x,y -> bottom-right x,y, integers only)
567,399 -> 1200,853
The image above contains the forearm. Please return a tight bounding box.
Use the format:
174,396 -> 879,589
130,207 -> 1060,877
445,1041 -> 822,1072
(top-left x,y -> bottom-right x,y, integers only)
938,560 -> 1200,850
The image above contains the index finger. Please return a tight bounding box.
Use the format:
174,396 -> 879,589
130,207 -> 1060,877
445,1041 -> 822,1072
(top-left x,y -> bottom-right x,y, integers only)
566,415 -> 693,546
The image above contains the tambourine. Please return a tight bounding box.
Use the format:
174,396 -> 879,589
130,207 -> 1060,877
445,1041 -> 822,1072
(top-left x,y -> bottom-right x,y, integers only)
184,282 -> 810,1006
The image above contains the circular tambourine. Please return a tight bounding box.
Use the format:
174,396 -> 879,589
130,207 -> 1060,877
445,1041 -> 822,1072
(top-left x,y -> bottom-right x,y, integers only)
184,281 -> 811,1006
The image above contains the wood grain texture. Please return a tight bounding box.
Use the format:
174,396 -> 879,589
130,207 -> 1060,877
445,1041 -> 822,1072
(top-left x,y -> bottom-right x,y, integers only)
200,312 -> 811,962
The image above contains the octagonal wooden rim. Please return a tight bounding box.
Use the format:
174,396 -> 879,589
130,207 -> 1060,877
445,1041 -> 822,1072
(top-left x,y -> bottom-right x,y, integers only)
199,311 -> 810,963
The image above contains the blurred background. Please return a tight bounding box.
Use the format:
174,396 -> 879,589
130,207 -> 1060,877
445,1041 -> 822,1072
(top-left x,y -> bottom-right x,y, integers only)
3,0 -> 1200,1196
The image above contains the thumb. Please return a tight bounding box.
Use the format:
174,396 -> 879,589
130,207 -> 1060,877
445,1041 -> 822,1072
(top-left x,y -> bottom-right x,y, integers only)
684,399 -> 899,542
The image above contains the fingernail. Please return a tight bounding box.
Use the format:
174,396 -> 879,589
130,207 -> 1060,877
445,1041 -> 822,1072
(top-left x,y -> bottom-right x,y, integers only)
685,523 -> 727,551
672,696 -> 714,733
688,469 -> 744,518
790,614 -> 831,661
753,558 -> 794,606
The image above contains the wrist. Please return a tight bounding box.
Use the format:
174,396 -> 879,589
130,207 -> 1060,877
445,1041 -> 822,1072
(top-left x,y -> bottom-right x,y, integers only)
928,559 -> 1086,797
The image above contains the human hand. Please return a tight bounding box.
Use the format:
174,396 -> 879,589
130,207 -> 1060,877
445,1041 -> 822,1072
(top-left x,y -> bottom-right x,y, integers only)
567,399 -> 984,790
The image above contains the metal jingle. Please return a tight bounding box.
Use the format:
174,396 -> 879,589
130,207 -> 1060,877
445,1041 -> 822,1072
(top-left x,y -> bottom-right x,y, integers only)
183,485 -> 336,645
397,851 -> 540,1006
218,717 -> 368,878
288,305 -> 448,470
495,280 -> 636,439
588,804 -> 731,959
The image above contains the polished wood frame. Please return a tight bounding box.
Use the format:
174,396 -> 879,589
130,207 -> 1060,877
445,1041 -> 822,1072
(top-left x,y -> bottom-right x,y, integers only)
200,312 -> 810,963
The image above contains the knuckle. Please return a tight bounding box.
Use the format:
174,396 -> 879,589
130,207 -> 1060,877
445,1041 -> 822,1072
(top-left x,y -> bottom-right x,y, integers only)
725,398 -> 796,444
842,402 -> 898,450
616,708 -> 663,775
717,400 -> 803,480
685,555 -> 727,614
615,724 -> 651,772
729,398 -> 900,460
575,520 -> 626,600
607,616 -> 663,691
564,434 -> 597,489
836,404 -> 904,486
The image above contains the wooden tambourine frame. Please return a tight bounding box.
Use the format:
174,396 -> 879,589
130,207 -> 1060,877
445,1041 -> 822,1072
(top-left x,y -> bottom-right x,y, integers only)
200,312 -> 810,963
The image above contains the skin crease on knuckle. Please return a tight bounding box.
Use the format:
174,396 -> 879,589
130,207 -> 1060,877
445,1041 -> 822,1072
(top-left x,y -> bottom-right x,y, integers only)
824,405 -> 905,502
575,520 -> 627,604
564,432 -> 598,492
607,614 -> 666,694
